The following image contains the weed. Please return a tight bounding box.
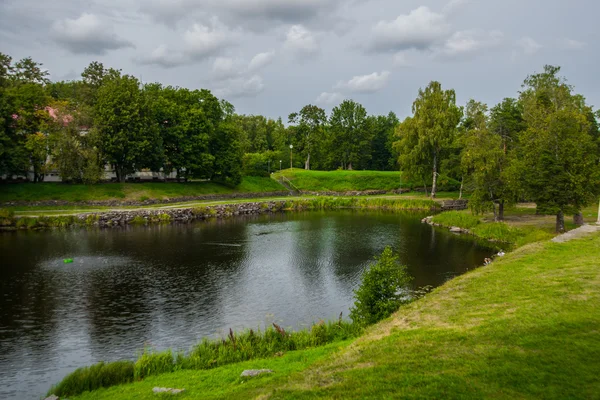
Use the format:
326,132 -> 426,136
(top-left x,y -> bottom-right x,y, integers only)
47,360 -> 134,398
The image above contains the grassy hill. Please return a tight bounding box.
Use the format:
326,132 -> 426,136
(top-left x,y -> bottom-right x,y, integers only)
69,232 -> 600,399
274,170 -> 406,192
0,177 -> 285,203
274,169 -> 460,192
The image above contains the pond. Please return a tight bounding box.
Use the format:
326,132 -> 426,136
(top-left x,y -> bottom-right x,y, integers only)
0,210 -> 495,399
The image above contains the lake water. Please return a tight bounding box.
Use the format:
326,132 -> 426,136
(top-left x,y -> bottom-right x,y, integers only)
0,210 -> 495,399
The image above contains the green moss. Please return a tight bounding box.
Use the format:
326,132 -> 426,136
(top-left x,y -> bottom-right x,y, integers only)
130,216 -> 147,225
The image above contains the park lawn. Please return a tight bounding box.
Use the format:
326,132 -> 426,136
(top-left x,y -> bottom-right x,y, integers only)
0,177 -> 285,203
274,169 -> 407,192
72,233 -> 600,399
274,169 -> 461,193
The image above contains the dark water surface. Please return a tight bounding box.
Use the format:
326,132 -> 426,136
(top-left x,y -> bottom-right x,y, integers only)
0,210 -> 494,399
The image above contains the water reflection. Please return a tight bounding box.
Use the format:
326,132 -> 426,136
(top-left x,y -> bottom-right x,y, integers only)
0,211 -> 494,399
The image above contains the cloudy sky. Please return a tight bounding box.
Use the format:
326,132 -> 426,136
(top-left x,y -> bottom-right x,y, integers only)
1,0 -> 597,119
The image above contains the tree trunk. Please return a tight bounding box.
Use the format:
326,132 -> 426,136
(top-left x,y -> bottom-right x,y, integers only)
423,183 -> 428,197
573,212 -> 584,226
556,210 -> 565,233
498,201 -> 505,222
305,153 -> 310,170
348,162 -> 353,171
459,176 -> 464,200
431,151 -> 438,199
598,200 -> 600,224
492,203 -> 498,222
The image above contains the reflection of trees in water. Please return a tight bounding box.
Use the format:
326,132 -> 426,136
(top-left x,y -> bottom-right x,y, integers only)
79,221 -> 249,356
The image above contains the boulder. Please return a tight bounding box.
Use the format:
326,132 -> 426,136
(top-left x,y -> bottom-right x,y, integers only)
240,369 -> 273,377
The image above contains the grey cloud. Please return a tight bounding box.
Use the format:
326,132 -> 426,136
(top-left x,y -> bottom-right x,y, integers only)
51,13 -> 134,55
214,75 -> 265,98
368,6 -> 450,53
284,25 -> 320,59
434,30 -> 504,60
137,45 -> 189,68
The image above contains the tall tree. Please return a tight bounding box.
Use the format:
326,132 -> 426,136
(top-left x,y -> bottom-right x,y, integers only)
94,74 -> 161,182
329,100 -> 370,170
288,104 -> 327,170
367,112 -> 399,171
394,81 -> 462,198
519,65 -> 600,232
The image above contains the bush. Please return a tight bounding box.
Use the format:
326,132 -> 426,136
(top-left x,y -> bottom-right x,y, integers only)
350,247 -> 413,326
47,360 -> 134,398
0,208 -> 14,219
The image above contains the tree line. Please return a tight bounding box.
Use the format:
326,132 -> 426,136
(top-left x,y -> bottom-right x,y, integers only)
1,52 -> 598,231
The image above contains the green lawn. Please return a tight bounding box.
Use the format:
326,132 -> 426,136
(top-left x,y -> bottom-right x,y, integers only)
0,177 -> 285,203
72,233 -> 600,399
274,169 -> 460,193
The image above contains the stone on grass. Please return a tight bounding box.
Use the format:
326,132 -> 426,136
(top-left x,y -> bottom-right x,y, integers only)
44,396 -> 59,400
449,226 -> 463,233
240,369 -> 273,377
153,387 -> 185,394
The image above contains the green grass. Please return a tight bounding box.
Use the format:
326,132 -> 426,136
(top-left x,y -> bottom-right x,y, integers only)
72,342 -> 350,400
0,177 -> 285,203
50,321 -> 361,398
72,234 -> 600,399
274,169 -> 461,192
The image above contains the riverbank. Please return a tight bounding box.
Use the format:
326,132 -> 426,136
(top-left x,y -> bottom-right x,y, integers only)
68,231 -> 600,399
422,204 -> 599,247
1,197 -> 469,230
0,177 -> 286,204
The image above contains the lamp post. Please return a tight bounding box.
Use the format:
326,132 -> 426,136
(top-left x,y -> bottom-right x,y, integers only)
289,144 -> 293,170
279,160 -> 282,171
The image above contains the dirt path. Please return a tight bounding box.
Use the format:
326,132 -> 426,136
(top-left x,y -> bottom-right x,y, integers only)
552,223 -> 600,243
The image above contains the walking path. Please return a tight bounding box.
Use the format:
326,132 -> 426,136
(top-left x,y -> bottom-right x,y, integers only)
552,223 -> 600,243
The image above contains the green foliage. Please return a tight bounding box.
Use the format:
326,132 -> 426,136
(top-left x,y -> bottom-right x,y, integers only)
0,208 -> 14,218
242,151 -> 282,177
518,65 -> 600,231
47,361 -> 134,398
329,100 -> 371,170
395,81 -> 463,198
350,247 -> 413,326
288,104 -> 327,170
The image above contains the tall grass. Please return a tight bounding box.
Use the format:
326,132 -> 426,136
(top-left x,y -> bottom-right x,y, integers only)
48,361 -> 134,398
48,320 -> 362,398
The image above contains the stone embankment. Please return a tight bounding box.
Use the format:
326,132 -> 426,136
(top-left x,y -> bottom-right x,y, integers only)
92,201 -> 286,227
421,215 -> 471,235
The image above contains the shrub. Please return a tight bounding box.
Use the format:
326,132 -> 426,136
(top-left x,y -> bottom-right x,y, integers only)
350,247 -> 413,326
47,360 -> 134,398
0,208 -> 14,219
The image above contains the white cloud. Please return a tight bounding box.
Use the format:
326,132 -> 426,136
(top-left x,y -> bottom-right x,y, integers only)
215,75 -> 265,98
336,71 -> 391,94
436,30 -> 503,59
518,36 -> 542,55
369,7 -> 450,53
393,51 -> 414,67
51,13 -> 133,55
248,51 -> 276,72
138,44 -> 188,68
316,91 -> 344,105
284,25 -> 319,57
183,19 -> 235,61
559,38 -> 586,50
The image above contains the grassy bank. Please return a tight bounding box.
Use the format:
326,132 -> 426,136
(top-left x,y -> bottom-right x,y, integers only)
274,169 -> 460,193
49,321 -> 361,398
429,203 -> 599,246
72,232 -> 600,399
0,177 -> 285,203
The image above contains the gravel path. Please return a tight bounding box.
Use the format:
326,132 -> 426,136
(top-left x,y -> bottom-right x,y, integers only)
551,224 -> 600,243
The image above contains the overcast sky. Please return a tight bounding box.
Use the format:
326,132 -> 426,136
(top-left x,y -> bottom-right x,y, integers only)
1,0 -> 597,120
